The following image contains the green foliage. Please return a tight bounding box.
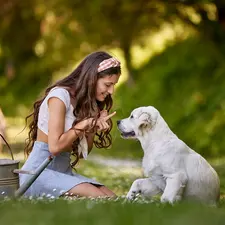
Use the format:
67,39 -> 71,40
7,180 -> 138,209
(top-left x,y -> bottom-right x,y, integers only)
112,37 -> 225,157
0,0 -> 224,116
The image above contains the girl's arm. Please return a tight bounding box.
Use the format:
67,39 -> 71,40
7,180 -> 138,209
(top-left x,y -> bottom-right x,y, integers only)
47,97 -> 89,156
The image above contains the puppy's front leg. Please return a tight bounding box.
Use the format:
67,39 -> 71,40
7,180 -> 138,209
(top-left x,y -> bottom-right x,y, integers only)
161,171 -> 187,204
126,178 -> 162,200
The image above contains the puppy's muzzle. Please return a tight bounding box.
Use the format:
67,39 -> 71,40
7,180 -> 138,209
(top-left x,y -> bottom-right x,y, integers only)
117,120 -> 136,138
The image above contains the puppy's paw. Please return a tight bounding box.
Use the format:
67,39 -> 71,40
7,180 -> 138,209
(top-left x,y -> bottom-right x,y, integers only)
174,195 -> 182,202
126,179 -> 143,200
126,190 -> 137,200
161,195 -> 181,204
160,195 -> 174,204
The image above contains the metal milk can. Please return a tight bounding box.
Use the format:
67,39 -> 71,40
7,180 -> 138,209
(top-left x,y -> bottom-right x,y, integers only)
0,134 -> 53,198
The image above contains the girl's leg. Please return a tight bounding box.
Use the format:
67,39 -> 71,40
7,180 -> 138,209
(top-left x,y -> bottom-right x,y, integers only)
98,186 -> 117,197
66,182 -> 108,197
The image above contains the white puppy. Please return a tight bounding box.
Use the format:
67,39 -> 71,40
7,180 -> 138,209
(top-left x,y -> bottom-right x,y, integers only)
117,106 -> 220,204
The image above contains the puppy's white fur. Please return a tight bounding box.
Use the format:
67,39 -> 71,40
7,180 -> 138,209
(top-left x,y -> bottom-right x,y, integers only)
117,106 -> 220,204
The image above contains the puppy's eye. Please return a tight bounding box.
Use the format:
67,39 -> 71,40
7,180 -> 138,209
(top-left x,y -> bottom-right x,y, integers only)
130,115 -> 133,119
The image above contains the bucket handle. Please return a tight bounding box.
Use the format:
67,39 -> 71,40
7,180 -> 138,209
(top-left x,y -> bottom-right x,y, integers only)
14,155 -> 53,198
13,169 -> 36,175
0,134 -> 14,160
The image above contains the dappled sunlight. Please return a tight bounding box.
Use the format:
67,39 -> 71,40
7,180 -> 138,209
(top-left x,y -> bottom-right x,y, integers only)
179,6 -> 201,24
204,4 -> 217,20
51,22 -> 191,90
5,116 -> 28,144
35,39 -> 46,57
131,23 -> 191,69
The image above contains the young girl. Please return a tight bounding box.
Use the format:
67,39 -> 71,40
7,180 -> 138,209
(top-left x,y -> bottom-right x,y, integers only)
20,51 -> 121,198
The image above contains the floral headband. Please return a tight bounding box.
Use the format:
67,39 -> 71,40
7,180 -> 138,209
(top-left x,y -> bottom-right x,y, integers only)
98,57 -> 121,73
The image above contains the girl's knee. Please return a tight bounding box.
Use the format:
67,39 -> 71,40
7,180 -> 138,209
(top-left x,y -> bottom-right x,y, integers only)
67,183 -> 108,197
98,186 -> 116,197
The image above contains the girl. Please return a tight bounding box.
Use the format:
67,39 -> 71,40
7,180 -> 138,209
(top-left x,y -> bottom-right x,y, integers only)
20,51 -> 121,198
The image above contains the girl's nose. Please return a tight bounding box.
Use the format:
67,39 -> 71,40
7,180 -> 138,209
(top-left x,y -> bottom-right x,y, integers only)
108,86 -> 114,95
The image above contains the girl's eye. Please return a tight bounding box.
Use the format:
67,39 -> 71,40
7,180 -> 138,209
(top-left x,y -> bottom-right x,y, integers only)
105,84 -> 111,87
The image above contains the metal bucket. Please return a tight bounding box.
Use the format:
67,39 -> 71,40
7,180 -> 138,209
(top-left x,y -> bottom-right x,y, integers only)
0,134 -> 54,198
0,159 -> 20,198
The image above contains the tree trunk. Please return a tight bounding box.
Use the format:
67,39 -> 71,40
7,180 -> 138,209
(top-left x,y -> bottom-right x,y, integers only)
216,2 -> 225,29
121,43 -> 135,86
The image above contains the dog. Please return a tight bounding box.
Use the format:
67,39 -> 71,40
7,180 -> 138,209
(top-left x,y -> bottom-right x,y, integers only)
117,106 -> 220,204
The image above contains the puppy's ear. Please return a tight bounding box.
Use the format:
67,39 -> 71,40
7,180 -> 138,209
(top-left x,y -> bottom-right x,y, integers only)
138,113 -> 151,132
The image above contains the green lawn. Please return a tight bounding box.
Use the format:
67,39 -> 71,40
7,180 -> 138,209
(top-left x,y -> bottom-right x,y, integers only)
0,157 -> 225,225
1,122 -> 225,225
1,199 -> 225,225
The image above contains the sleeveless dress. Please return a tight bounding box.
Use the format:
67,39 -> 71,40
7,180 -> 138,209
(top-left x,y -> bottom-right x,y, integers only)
19,87 -> 102,198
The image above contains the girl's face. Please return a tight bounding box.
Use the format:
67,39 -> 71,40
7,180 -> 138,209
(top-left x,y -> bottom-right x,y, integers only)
95,74 -> 120,102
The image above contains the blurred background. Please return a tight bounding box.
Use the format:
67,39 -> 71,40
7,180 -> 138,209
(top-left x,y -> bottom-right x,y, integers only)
1,0 -> 225,161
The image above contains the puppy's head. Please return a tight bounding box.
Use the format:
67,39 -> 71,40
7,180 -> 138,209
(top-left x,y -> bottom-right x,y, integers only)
117,106 -> 159,139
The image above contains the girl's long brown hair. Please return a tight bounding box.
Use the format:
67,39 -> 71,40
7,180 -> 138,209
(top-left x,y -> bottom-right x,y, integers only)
24,51 -> 121,167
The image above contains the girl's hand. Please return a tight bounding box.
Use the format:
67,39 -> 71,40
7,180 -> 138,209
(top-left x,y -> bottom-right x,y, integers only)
73,110 -> 116,133
74,118 -> 94,132
96,111 -> 116,132
99,110 -> 108,118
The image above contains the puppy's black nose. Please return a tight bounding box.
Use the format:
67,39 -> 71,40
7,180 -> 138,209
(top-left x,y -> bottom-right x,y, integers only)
117,120 -> 121,125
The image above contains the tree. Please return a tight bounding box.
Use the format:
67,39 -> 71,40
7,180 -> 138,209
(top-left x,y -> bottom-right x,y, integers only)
0,0 -> 86,114
1,0 -> 224,114
50,0 -> 173,84
51,0 -> 225,83
170,0 -> 225,44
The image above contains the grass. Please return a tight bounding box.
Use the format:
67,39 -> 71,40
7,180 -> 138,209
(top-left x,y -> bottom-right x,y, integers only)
76,160 -> 142,196
0,156 -> 225,225
1,199 -> 225,225
1,121 -> 225,225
